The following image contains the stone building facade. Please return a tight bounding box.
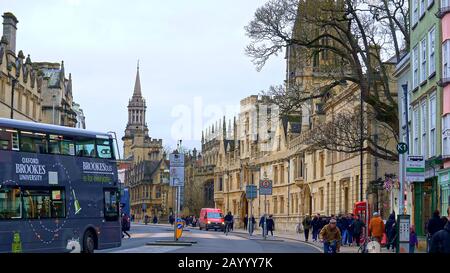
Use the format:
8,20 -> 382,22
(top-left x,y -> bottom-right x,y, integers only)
0,12 -> 83,127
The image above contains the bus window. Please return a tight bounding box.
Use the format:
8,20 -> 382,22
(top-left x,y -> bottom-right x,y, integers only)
0,188 -> 22,219
75,138 -> 96,157
0,128 -> 19,151
22,188 -> 66,219
96,139 -> 113,159
104,189 -> 119,221
20,131 -> 48,154
49,135 -> 75,156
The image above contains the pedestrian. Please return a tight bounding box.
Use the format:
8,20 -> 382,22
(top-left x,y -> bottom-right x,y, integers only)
121,213 -> 131,238
337,214 -> 349,246
346,214 -> 354,246
385,212 -> 396,251
319,218 -> 341,253
152,215 -> 158,224
351,214 -> 365,247
131,214 -> 134,222
302,214 -> 312,242
250,215 -> 256,235
311,214 -> 321,242
409,225 -> 418,253
426,210 -> 445,252
429,207 -> 450,254
259,214 -> 267,237
368,212 -> 385,243
169,214 -> 175,225
144,214 -> 149,225
244,214 -> 248,230
192,215 -> 197,227
267,215 -> 275,236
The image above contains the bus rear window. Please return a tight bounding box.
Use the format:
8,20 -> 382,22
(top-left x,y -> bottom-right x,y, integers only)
22,188 -> 66,219
0,188 -> 21,220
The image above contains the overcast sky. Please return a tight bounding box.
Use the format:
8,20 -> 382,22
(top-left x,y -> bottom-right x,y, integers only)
2,0 -> 285,156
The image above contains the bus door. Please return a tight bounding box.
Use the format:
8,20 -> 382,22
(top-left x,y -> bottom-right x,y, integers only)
102,188 -> 121,248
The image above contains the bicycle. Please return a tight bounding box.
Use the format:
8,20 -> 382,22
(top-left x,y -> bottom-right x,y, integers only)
357,236 -> 381,253
224,221 -> 231,236
323,240 -> 338,253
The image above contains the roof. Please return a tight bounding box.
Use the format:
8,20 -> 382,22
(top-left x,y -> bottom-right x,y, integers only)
133,65 -> 142,97
0,118 -> 111,139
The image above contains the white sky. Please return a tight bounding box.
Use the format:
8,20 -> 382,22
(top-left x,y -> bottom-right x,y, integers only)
2,0 -> 285,155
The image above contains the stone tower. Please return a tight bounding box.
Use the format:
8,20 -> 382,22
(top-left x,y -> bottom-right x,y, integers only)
122,62 -> 149,159
2,12 -> 18,54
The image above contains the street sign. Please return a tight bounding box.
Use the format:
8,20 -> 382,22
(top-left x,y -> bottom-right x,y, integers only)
397,142 -> 408,154
246,185 -> 257,199
406,155 -> 425,182
170,153 -> 184,187
259,178 -> 272,195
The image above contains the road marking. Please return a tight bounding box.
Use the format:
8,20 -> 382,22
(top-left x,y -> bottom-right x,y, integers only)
108,245 -> 184,253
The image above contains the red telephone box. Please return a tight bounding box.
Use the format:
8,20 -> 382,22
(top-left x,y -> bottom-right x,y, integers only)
353,201 -> 371,226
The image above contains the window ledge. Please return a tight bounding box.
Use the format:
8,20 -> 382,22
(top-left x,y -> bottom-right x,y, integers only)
428,71 -> 436,80
420,79 -> 428,87
437,78 -> 450,87
412,22 -> 418,30
428,1 -> 434,10
412,86 -> 419,93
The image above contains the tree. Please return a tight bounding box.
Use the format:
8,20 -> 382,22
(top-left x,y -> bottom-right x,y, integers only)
245,0 -> 409,161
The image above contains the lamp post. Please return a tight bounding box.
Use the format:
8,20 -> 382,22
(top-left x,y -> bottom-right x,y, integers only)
8,74 -> 18,119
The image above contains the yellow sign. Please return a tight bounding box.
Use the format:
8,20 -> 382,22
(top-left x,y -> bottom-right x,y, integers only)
175,221 -> 184,239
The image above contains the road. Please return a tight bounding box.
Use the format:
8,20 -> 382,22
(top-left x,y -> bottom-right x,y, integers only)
98,223 -> 320,253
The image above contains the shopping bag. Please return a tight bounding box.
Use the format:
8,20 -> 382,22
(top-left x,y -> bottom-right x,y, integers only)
381,233 -> 387,246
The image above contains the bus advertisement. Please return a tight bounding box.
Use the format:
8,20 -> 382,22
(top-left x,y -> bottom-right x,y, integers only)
0,118 -> 121,253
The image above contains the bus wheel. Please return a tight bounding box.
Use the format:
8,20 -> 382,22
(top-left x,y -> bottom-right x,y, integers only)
82,230 -> 95,253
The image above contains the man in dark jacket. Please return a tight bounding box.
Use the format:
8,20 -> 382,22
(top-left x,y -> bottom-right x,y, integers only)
121,213 -> 131,238
426,210 -> 445,252
430,221 -> 450,253
351,215 -> 365,246
385,212 -> 397,251
267,215 -> 275,236
311,214 -> 321,242
259,214 -> 267,237
302,214 -> 312,242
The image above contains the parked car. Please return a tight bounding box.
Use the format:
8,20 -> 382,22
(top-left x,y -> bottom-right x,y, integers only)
198,208 -> 225,231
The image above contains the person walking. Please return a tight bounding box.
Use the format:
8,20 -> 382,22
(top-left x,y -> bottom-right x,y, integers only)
302,214 -> 312,242
250,215 -> 256,235
144,214 -> 149,225
319,218 -> 341,253
385,212 -> 396,251
409,225 -> 418,253
311,214 -> 321,242
169,214 -> 175,225
429,207 -> 450,253
338,214 -> 349,246
244,214 -> 248,231
152,215 -> 158,224
368,212 -> 385,243
267,215 -> 275,236
259,214 -> 267,237
121,213 -> 131,238
426,210 -> 445,252
346,214 -> 354,246
351,215 -> 365,247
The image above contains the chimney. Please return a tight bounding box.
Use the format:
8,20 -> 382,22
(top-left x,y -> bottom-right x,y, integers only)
2,12 -> 18,55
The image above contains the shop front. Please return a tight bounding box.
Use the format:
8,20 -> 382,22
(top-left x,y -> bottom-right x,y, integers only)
438,169 -> 450,217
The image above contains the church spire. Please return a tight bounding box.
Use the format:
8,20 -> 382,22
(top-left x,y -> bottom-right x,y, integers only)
133,60 -> 142,97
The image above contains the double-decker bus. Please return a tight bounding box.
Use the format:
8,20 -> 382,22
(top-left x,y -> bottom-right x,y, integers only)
0,118 -> 121,253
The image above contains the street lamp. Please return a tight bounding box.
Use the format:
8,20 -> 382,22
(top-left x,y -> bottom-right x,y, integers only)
8,73 -> 18,119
